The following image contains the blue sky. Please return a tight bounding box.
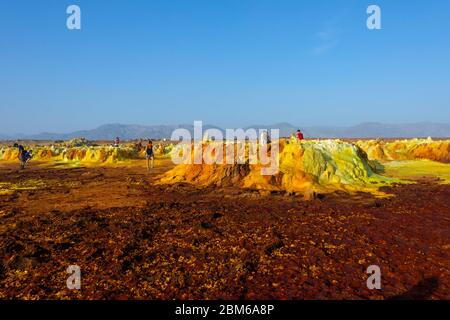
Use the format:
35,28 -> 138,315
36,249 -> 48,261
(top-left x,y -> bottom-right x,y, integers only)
1,0 -> 449,134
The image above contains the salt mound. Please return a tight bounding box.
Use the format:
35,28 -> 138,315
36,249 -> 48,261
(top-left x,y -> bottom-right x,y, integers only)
159,138 -> 395,195
356,138 -> 450,163
153,143 -> 175,157
0,140 -> 177,164
63,138 -> 92,148
0,145 -> 141,164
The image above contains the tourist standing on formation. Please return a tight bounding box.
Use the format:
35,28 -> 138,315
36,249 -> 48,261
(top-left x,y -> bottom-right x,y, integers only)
296,129 -> 304,141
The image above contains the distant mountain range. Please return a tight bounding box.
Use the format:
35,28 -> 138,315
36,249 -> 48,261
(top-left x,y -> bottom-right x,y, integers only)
247,122 -> 450,139
1,122 -> 450,140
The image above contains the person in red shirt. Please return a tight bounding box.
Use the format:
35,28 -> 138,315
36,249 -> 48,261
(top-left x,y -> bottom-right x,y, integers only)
296,129 -> 304,141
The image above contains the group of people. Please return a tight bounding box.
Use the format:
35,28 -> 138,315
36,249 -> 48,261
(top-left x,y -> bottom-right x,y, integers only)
12,138 -> 155,171
259,129 -> 305,144
12,130 -> 305,170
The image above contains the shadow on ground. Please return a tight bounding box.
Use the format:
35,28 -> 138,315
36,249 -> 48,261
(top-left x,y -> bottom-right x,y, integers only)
388,277 -> 439,300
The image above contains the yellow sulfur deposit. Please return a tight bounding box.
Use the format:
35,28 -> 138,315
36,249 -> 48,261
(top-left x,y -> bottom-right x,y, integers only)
0,141 -> 176,166
0,180 -> 48,195
0,145 -> 142,164
159,138 -> 399,196
354,138 -> 450,185
356,138 -> 450,163
2,139 -> 448,194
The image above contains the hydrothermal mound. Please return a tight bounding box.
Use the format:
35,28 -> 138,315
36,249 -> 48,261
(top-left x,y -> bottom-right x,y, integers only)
0,143 -> 174,164
356,138 -> 450,163
159,139 -> 397,195
0,145 -> 140,164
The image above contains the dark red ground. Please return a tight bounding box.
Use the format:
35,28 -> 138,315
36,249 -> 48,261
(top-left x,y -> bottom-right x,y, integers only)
0,162 -> 449,299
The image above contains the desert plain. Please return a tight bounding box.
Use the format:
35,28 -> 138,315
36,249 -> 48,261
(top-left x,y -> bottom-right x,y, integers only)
0,137 -> 449,299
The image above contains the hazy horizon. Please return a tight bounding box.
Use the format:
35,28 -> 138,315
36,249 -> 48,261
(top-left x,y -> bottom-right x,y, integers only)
2,121 -> 450,139
3,120 -> 450,137
1,0 -> 450,134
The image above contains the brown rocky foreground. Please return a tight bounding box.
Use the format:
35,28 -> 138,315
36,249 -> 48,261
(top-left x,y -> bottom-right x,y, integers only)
0,160 -> 449,299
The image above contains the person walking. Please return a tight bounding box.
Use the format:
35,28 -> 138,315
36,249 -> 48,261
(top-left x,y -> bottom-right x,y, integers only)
145,139 -> 154,171
14,143 -> 32,169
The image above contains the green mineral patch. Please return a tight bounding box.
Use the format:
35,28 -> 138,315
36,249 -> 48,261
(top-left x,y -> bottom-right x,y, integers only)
382,160 -> 450,183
